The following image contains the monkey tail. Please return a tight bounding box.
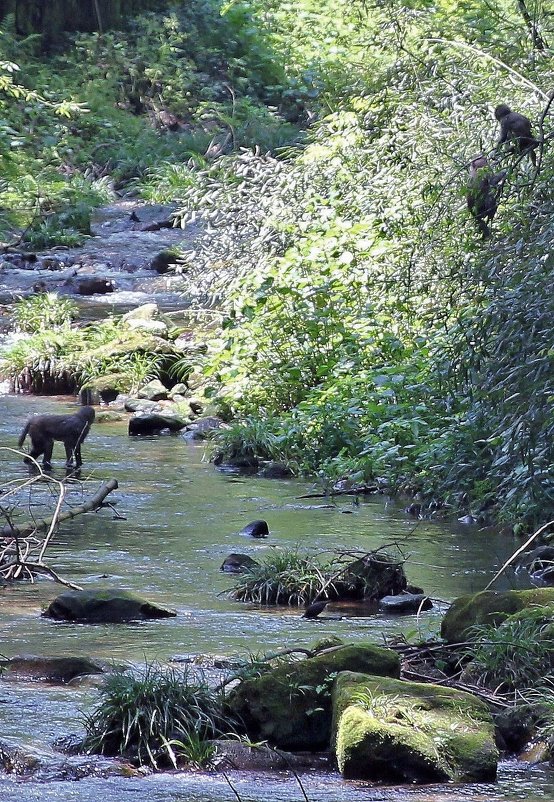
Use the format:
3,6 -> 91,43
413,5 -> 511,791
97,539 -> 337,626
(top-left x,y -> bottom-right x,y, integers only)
18,420 -> 30,448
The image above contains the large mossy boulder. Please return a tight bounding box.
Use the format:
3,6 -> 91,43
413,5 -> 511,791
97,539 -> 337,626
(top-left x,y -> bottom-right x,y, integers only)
226,644 -> 400,751
332,672 -> 498,783
43,589 -> 177,624
441,588 -> 554,643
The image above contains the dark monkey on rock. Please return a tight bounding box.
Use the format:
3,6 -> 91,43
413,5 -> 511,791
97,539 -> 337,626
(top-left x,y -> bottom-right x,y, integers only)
18,406 -> 95,469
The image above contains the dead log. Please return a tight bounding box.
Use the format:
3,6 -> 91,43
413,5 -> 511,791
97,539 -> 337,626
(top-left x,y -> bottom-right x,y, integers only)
0,478 -> 118,539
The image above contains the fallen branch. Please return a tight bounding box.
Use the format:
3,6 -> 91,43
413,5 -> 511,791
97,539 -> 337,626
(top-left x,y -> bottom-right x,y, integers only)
297,485 -> 378,499
484,518 -> 554,591
0,478 -> 118,539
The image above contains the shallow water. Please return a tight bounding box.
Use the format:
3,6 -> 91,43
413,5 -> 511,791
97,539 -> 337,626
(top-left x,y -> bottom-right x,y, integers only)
0,392 -> 552,802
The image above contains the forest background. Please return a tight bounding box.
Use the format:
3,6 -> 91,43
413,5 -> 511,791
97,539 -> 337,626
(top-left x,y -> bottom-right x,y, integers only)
0,0 -> 552,532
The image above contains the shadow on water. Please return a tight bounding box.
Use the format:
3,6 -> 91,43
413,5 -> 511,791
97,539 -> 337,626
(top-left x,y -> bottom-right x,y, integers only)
0,393 -> 552,801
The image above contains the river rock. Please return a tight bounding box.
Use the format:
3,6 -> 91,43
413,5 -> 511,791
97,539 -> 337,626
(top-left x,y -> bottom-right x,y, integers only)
137,379 -> 169,401
258,461 -> 293,479
332,672 -> 498,782
185,370 -> 205,391
94,410 -> 126,423
124,397 -> 160,413
239,520 -> 269,538
186,416 -> 223,440
150,249 -> 179,274
80,374 -> 128,405
128,413 -> 187,435
441,588 -> 554,643
188,397 -> 203,415
126,317 -> 168,336
75,277 -> 116,295
43,589 -> 177,623
169,382 -> 188,398
220,553 -> 259,573
226,644 -> 400,751
122,303 -> 159,322
378,593 -> 433,614
0,655 -> 105,683
209,740 -> 331,771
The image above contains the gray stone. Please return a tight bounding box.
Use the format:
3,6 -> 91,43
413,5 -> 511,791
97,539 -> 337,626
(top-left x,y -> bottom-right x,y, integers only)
137,379 -> 169,401
1,655 -> 105,683
43,589 -> 177,623
186,416 -> 223,439
378,593 -> 433,614
128,413 -> 187,435
220,553 -> 259,573
124,398 -> 160,414
169,383 -> 188,398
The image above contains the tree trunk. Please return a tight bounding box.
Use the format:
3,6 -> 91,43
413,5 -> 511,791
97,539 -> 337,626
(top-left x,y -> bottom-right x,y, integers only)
13,0 -> 165,38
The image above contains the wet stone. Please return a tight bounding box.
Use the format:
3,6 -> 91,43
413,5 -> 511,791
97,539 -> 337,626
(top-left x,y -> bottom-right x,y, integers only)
43,588 -> 177,624
0,655 -> 105,684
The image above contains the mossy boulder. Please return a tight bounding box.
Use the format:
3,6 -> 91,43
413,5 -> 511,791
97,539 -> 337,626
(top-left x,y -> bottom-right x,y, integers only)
80,373 -> 128,405
226,644 -> 400,751
137,379 -> 168,401
333,672 -> 498,783
43,589 -> 177,623
441,588 -> 554,643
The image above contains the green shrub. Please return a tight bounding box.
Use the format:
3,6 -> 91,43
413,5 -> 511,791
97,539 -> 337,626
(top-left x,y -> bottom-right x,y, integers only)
12,294 -> 77,333
466,612 -> 554,692
83,664 -> 229,768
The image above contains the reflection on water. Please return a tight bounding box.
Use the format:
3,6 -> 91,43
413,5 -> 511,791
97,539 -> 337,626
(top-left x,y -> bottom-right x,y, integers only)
0,394 -> 552,801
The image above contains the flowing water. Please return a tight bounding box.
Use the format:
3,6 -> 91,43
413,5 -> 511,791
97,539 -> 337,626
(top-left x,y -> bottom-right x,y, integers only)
0,392 -> 552,802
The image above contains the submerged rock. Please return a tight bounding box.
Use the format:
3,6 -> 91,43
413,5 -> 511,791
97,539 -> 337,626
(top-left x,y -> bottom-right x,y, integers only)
378,593 -> 433,614
185,416 -> 223,440
332,672 -> 498,783
441,588 -> 554,643
128,413 -> 187,435
239,520 -> 269,538
259,461 -> 293,479
0,655 -> 105,683
226,644 -> 400,751
220,553 -> 259,573
43,589 -> 177,623
209,740 -> 331,770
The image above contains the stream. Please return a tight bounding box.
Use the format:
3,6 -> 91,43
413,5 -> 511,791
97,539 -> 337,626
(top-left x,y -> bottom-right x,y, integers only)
0,206 -> 553,800
1,392 -> 553,802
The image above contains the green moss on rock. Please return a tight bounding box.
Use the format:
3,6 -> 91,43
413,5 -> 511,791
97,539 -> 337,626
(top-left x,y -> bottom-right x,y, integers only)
441,589 -> 554,643
226,644 -> 400,750
43,589 -> 177,623
332,672 -> 498,783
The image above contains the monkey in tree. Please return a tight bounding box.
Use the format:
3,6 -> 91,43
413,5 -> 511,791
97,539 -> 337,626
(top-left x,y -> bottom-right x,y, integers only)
18,406 -> 95,469
495,104 -> 538,165
466,155 -> 506,239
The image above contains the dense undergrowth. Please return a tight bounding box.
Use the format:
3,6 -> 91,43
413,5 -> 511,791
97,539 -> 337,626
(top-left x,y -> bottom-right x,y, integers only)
1,0 -> 553,530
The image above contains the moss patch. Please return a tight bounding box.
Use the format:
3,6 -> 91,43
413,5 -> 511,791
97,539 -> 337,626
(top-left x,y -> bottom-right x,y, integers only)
226,644 -> 400,750
441,589 -> 554,643
332,672 -> 498,783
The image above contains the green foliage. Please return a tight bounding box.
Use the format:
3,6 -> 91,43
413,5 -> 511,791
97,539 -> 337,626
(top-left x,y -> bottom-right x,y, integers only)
228,546 -> 405,605
174,1 -> 554,529
82,664 -> 228,768
12,293 -> 77,333
1,305 -> 174,395
230,547 -> 339,605
466,613 -> 554,692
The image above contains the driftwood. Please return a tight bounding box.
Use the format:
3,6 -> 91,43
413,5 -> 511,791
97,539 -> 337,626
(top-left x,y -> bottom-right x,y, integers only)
0,478 -> 118,538
297,485 -> 378,499
0,478 -> 118,589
